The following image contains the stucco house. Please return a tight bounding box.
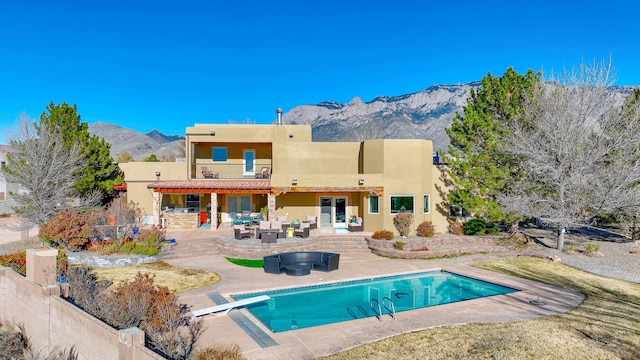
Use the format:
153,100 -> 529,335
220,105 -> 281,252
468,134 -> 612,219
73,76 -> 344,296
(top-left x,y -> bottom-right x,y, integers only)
118,121 -> 449,235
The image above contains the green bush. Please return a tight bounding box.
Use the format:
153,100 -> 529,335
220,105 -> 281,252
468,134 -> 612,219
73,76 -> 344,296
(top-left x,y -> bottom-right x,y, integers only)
395,241 -> 406,250
464,219 -> 487,235
416,221 -> 436,237
372,230 -> 394,240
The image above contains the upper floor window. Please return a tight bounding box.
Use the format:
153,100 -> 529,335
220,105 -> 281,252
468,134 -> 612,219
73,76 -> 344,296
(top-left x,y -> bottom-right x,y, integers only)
423,194 -> 430,214
391,195 -> 414,214
368,195 -> 379,214
212,147 -> 227,162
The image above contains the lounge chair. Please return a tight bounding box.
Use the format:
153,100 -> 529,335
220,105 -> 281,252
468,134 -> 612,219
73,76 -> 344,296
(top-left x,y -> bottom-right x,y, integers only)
201,167 -> 219,179
254,166 -> 271,179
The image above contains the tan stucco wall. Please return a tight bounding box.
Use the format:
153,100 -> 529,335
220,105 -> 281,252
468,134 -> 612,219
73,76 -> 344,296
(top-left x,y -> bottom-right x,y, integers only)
119,162 -> 186,216
118,124 -> 449,233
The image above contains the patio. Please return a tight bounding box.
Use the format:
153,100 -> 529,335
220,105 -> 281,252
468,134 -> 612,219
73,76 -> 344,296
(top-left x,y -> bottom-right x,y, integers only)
163,227 -> 585,360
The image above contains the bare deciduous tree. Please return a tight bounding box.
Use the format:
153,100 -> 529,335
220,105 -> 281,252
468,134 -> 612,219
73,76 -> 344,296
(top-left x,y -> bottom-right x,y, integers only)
2,115 -> 94,227
499,58 -> 640,250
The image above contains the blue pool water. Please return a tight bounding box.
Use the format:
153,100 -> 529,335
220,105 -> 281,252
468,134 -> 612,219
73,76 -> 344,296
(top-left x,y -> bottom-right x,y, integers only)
234,271 -> 518,332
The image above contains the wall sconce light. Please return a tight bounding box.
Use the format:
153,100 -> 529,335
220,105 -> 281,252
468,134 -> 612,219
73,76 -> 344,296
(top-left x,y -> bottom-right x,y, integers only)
289,132 -> 294,138
359,179 -> 365,185
292,179 -> 298,186
155,171 -> 161,180
210,130 -> 215,136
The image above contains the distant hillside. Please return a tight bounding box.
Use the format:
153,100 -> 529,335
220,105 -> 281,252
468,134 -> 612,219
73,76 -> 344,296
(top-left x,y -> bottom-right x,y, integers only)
90,83 -> 638,159
283,83 -> 478,151
88,122 -> 185,161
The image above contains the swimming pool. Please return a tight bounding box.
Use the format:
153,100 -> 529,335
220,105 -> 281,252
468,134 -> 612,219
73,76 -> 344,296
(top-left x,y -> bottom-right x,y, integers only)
233,270 -> 518,332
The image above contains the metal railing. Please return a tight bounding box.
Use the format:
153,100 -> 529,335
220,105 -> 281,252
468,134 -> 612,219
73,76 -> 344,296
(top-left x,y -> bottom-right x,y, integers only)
194,162 -> 272,180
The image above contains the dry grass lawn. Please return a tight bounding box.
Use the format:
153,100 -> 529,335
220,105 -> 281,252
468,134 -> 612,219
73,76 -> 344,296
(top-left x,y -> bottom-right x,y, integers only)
92,261 -> 221,293
318,257 -> 640,360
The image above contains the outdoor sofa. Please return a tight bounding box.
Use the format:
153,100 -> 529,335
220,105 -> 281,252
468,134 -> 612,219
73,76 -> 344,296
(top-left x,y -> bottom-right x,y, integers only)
263,252 -> 340,276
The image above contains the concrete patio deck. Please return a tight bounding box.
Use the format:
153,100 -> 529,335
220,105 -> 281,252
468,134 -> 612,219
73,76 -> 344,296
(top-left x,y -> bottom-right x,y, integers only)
165,228 -> 585,360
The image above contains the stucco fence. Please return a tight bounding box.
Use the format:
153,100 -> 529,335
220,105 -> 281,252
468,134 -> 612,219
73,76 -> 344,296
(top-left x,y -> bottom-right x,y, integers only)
0,266 -> 163,360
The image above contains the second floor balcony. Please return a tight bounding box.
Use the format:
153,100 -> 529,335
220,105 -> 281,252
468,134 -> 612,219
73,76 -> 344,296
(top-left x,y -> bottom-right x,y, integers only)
195,162 -> 272,180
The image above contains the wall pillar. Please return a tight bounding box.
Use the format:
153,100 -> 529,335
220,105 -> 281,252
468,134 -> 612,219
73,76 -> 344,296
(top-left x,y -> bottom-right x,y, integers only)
26,247 -> 58,286
118,327 -> 145,360
210,192 -> 218,230
152,191 -> 161,226
267,193 -> 276,221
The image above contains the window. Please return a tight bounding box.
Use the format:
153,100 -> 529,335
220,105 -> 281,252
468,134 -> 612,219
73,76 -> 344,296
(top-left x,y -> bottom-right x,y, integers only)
243,150 -> 255,174
423,194 -> 430,214
186,194 -> 200,213
212,147 -> 227,162
368,195 -> 379,214
390,195 -> 414,213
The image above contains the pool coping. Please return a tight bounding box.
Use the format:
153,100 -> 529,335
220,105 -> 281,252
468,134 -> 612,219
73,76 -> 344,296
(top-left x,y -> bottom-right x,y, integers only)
175,252 -> 585,360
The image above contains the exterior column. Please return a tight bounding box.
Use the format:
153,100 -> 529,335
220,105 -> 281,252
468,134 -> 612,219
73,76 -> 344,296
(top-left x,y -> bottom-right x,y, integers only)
152,191 -> 161,226
210,192 -> 218,230
268,193 -> 276,221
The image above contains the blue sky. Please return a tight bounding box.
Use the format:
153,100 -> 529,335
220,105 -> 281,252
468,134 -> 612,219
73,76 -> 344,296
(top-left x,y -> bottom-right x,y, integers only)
1,1 -> 638,144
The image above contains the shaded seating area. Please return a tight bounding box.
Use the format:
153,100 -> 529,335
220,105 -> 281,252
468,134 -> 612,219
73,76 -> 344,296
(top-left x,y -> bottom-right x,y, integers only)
201,167 -> 219,179
256,221 -> 285,242
263,252 -> 340,276
348,216 -> 363,232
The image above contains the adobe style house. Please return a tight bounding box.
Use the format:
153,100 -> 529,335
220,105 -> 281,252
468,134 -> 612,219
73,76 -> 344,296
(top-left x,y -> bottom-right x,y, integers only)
118,122 -> 449,235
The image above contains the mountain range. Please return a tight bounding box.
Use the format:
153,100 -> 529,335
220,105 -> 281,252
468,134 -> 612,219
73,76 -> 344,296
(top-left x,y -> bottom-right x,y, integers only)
89,82 -> 636,161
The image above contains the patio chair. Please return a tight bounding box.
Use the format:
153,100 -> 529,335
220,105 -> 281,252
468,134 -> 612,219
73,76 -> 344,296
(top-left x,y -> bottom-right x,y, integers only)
202,167 -> 219,179
304,215 -> 317,230
277,215 -> 290,231
294,222 -> 310,238
348,216 -> 363,232
233,225 -> 252,240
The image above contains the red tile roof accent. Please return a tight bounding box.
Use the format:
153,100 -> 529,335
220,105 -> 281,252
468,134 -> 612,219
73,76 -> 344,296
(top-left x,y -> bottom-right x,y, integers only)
147,179 -> 271,194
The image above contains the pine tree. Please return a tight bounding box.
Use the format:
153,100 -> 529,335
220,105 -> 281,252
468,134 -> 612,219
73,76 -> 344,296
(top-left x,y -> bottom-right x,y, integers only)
39,102 -> 122,204
444,67 -> 540,229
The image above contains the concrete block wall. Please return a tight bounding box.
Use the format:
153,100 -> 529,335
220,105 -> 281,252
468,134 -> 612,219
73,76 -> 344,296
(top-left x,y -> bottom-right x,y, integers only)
0,267 -> 162,360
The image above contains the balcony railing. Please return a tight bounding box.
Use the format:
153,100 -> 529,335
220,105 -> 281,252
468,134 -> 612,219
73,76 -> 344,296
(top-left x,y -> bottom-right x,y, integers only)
195,162 -> 272,180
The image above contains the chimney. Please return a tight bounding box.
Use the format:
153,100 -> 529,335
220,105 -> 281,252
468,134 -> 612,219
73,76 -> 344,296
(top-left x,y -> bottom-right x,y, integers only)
276,108 -> 283,125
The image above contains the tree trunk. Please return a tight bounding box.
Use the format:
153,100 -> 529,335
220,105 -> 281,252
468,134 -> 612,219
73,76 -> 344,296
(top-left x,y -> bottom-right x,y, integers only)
509,221 -> 519,237
557,227 -> 565,251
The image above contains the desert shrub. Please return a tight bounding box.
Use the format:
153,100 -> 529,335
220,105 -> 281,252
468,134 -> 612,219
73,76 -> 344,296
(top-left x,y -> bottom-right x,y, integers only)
372,230 -> 394,240
39,209 -> 94,251
584,242 -> 602,256
0,251 -> 27,276
464,219 -> 487,235
0,321 -> 78,360
448,220 -> 465,235
196,343 -> 246,360
394,241 -> 406,250
393,212 -> 414,237
64,268 -> 202,360
416,221 -> 436,237
563,242 -> 577,255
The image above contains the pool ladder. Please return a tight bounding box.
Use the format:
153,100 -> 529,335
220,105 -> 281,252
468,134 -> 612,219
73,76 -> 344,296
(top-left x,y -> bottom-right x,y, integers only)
370,297 -> 396,322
